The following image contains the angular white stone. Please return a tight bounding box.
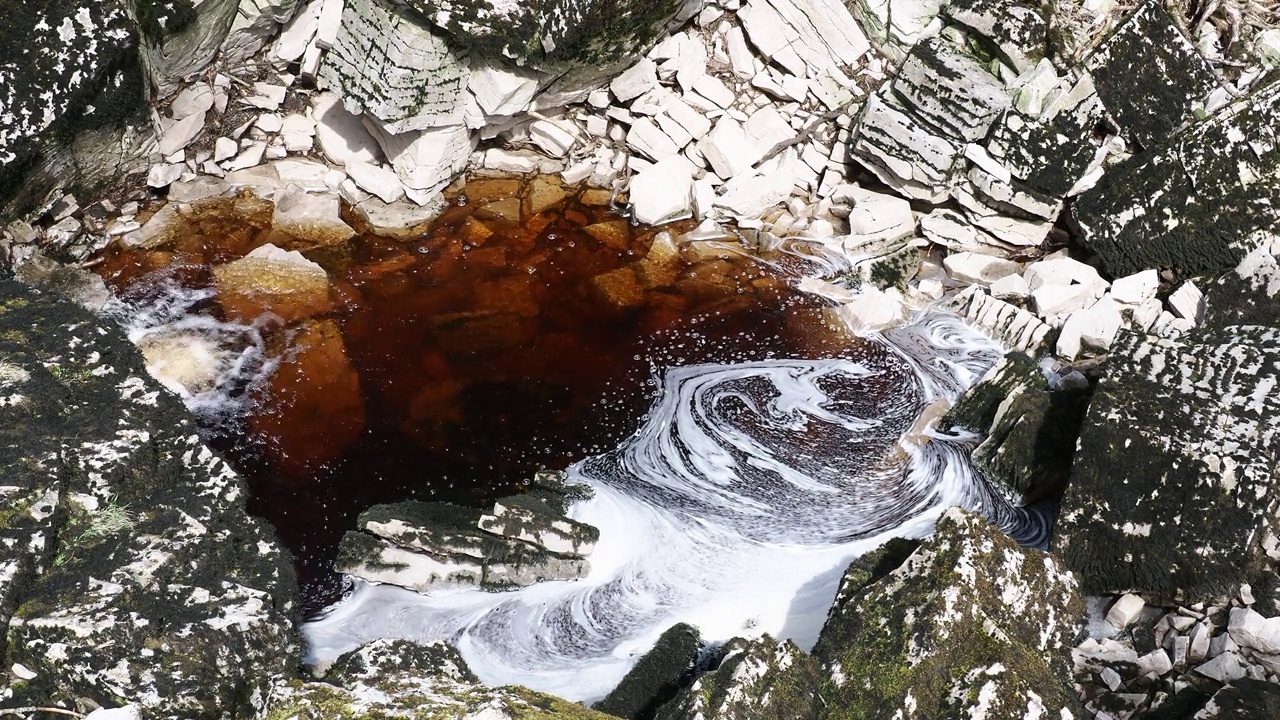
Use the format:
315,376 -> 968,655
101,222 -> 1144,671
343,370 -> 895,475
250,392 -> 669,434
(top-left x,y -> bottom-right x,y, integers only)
147,163 -> 185,189
312,92 -> 383,166
839,185 -> 915,243
664,98 -> 712,140
692,75 -> 736,109
628,117 -> 681,161
714,150 -> 802,219
256,113 -> 284,133
1032,282 -> 1096,317
833,286 -> 910,332
1110,269 -> 1159,305
529,120 -> 578,158
345,160 -> 404,203
158,112 -> 206,156
171,83 -> 215,120
366,121 -> 473,194
1057,296 -> 1123,359
1195,651 -> 1248,683
1106,593 -> 1145,629
611,58 -> 658,103
675,33 -> 708,94
698,117 -> 760,179
273,0 -> 322,62
224,141 -> 268,171
739,0 -> 870,76
1024,257 -> 1109,292
245,82 -> 287,110
727,26 -> 757,79
1137,649 -> 1173,677
468,62 -> 540,116
1167,281 -> 1204,324
743,106 -> 794,157
990,273 -> 1030,302
316,0 -> 344,49
484,148 -> 545,174
944,252 -> 1021,286
272,186 -> 355,242
629,156 -> 696,225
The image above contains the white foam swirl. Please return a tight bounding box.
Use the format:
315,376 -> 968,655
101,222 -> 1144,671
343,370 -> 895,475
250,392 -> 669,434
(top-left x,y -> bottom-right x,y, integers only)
301,309 -> 1052,702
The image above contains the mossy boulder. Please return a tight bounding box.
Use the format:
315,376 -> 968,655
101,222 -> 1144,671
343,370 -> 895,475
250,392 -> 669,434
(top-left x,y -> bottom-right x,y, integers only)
653,634 -> 824,720
811,509 -> 1084,720
0,280 -> 297,717
594,623 -> 701,720
939,351 -> 1091,504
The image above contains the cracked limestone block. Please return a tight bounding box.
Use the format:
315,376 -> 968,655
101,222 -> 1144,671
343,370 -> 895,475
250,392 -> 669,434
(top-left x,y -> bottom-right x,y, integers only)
1053,320 -> 1280,604
222,0 -> 302,62
941,0 -> 1048,72
1073,78 -> 1280,278
941,285 -> 1053,354
737,0 -> 871,77
852,89 -> 965,202
318,0 -> 468,134
269,639 -> 616,718
1083,0 -> 1217,149
892,37 -> 1012,143
850,0 -> 944,62
336,531 -> 485,594
812,509 -> 1084,720
478,496 -> 599,556
0,280 -> 296,717
364,119 -> 475,197
985,73 -> 1106,200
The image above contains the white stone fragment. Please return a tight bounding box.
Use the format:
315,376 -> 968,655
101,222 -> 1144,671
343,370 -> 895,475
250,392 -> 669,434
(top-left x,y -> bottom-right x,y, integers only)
611,58 -> 658,103
529,120 -> 578,158
1167,281 -> 1204,324
943,252 -> 1021,286
1106,594 -> 1145,630
990,273 -> 1030,302
743,106 -> 794,156
629,156 -> 696,225
1110,269 -> 1159,305
839,185 -> 915,242
1056,295 -> 1123,359
726,26 -> 757,78
675,33 -> 708,93
224,141 -> 268,171
273,0 -> 322,62
256,113 -> 284,133
315,0 -> 344,49
84,706 -> 142,720
345,160 -> 405,203
698,116 -> 759,179
664,98 -> 712,140
1100,666 -> 1122,691
1024,257 -> 1109,292
245,82 -> 288,110
692,75 -> 735,109
367,121 -> 474,195
312,92 -> 383,166
272,186 -> 355,242
170,83 -> 215,120
147,163 -> 185,189
468,63 -> 540,116
1195,651 -> 1248,683
158,112 -> 206,156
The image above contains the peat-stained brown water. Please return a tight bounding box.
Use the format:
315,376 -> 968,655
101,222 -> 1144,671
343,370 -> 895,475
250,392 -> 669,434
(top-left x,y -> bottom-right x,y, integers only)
93,176 -> 858,613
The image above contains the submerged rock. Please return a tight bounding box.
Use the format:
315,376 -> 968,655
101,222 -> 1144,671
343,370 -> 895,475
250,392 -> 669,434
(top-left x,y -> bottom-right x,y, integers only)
0,280 -> 296,717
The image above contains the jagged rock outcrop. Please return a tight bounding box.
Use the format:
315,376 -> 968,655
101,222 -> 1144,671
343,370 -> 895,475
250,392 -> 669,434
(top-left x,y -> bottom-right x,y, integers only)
0,0 -> 150,218
1054,248 -> 1280,604
594,623 -> 702,720
654,510 -> 1085,719
939,351 -> 1090,505
268,639 -> 615,718
0,280 -> 297,717
336,470 -> 599,594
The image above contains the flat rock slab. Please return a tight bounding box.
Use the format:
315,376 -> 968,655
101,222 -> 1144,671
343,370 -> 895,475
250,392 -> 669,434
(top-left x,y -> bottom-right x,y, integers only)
1084,0 -> 1217,149
1054,321 -> 1280,602
1073,79 -> 1280,277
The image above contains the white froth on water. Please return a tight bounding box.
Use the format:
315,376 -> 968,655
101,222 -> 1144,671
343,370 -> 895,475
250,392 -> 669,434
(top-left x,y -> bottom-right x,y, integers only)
102,281 -> 276,424
301,310 -> 1050,703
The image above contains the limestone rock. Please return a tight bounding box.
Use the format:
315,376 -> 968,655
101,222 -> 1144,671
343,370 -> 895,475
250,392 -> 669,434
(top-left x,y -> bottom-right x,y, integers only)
629,156 -> 695,225
318,0 -> 468,134
1073,78 -> 1280,277
942,286 -> 1053,354
366,120 -> 474,197
813,509 -> 1084,719
654,635 -> 823,720
268,639 -> 615,718
222,0 -> 302,63
312,92 -> 384,166
943,252 -> 1021,286
1054,313 -> 1280,602
0,280 -> 295,717
271,186 -> 356,247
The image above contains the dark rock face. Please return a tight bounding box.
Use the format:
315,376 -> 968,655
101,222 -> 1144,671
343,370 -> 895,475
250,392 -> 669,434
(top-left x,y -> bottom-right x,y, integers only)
594,623 -> 701,720
1053,307 -> 1280,603
1073,78 -> 1280,278
1192,679 -> 1280,719
939,351 -> 1090,505
0,0 -> 149,219
1083,1 -> 1217,149
655,511 -> 1084,720
0,280 -> 297,716
401,0 -> 689,68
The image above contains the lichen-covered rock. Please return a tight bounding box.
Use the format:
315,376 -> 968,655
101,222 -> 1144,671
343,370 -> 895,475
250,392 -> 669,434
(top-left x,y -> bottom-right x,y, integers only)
811,508 -> 1084,719
653,634 -> 824,720
318,0 -> 469,135
1053,315 -> 1280,602
0,0 -> 149,218
938,351 -> 1089,504
940,285 -> 1053,354
594,623 -> 701,720
940,0 -> 1047,72
1202,242 -> 1280,329
1083,0 -> 1217,149
401,0 -> 688,69
0,280 -> 296,717
1073,77 -> 1280,278
1191,678 -> 1280,719
268,638 -> 615,719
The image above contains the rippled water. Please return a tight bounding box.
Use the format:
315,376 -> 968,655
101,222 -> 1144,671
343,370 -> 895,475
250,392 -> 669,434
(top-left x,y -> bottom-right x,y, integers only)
302,310 -> 1053,702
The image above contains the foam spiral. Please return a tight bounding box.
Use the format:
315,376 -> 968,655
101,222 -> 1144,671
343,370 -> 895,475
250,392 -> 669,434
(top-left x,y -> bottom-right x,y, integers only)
302,310 -> 1055,701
